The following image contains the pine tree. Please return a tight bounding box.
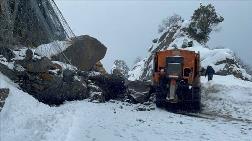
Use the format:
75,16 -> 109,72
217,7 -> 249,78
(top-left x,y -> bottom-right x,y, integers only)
187,4 -> 224,44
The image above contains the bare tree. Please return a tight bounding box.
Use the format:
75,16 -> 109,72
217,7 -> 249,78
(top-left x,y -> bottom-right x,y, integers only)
133,56 -> 142,64
158,14 -> 183,33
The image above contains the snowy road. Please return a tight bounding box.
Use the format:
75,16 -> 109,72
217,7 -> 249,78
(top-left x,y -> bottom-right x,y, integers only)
1,73 -> 252,141
1,98 -> 251,141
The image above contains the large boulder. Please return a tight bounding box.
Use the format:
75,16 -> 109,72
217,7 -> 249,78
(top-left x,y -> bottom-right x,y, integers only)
12,51 -> 88,105
15,49 -> 60,74
52,35 -> 107,71
20,72 -> 88,105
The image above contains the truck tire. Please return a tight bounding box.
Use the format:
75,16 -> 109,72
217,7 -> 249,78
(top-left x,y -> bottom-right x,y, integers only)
192,87 -> 201,111
155,91 -> 164,108
192,101 -> 201,111
156,99 -> 163,108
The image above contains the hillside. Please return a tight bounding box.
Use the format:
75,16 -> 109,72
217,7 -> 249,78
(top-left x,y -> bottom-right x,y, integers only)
1,2 -> 252,141
128,20 -> 251,81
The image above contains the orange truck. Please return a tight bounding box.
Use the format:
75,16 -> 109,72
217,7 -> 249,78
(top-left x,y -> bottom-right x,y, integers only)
152,48 -> 201,110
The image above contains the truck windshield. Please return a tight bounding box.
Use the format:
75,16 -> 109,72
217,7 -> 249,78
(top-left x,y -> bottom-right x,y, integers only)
167,63 -> 182,74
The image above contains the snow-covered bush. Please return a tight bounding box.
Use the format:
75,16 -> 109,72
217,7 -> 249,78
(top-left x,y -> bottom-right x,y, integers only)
111,60 -> 129,78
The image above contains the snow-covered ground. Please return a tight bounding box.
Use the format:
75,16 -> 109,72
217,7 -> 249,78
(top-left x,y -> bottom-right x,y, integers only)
1,73 -> 252,141
201,75 -> 252,121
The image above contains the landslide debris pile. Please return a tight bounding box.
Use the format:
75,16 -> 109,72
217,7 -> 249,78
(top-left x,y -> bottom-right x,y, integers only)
0,0 -> 119,106
0,47 -> 152,106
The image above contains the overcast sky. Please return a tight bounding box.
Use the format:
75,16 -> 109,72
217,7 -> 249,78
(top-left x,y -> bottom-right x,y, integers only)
55,0 -> 252,71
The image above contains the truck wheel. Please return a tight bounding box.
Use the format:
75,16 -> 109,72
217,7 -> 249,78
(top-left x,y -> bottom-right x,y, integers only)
156,100 -> 163,108
192,87 -> 201,99
155,91 -> 163,108
192,87 -> 201,111
193,101 -> 201,111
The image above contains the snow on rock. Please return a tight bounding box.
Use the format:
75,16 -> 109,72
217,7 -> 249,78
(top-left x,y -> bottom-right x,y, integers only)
0,56 -> 14,70
52,61 -> 77,71
129,21 -> 251,81
1,72 -> 252,141
34,40 -> 72,58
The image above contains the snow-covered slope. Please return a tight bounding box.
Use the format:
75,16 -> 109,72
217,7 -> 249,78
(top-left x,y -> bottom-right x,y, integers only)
1,73 -> 252,141
128,21 -> 251,81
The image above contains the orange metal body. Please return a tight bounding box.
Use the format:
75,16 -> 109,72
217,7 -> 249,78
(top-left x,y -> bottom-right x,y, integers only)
152,49 -> 200,86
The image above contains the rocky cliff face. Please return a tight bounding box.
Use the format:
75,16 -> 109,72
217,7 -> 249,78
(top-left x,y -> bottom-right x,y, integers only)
0,0 -> 69,48
129,21 -> 251,81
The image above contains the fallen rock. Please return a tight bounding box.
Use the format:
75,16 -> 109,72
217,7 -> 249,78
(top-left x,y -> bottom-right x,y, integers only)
15,49 -> 59,74
93,61 -> 107,74
26,57 -> 54,73
90,92 -> 105,103
52,35 -> 107,71
88,74 -> 127,101
135,104 -> 155,111
12,51 -> 88,105
63,69 -> 75,83
19,72 -> 88,105
0,63 -> 19,81
127,80 -> 151,103
88,83 -> 105,103
0,88 -> 10,111
0,47 -> 15,61
128,90 -> 149,104
34,79 -> 87,105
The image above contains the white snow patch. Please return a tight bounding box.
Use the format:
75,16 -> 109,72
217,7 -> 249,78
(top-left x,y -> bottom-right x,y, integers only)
52,61 -> 77,71
34,40 -> 72,58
